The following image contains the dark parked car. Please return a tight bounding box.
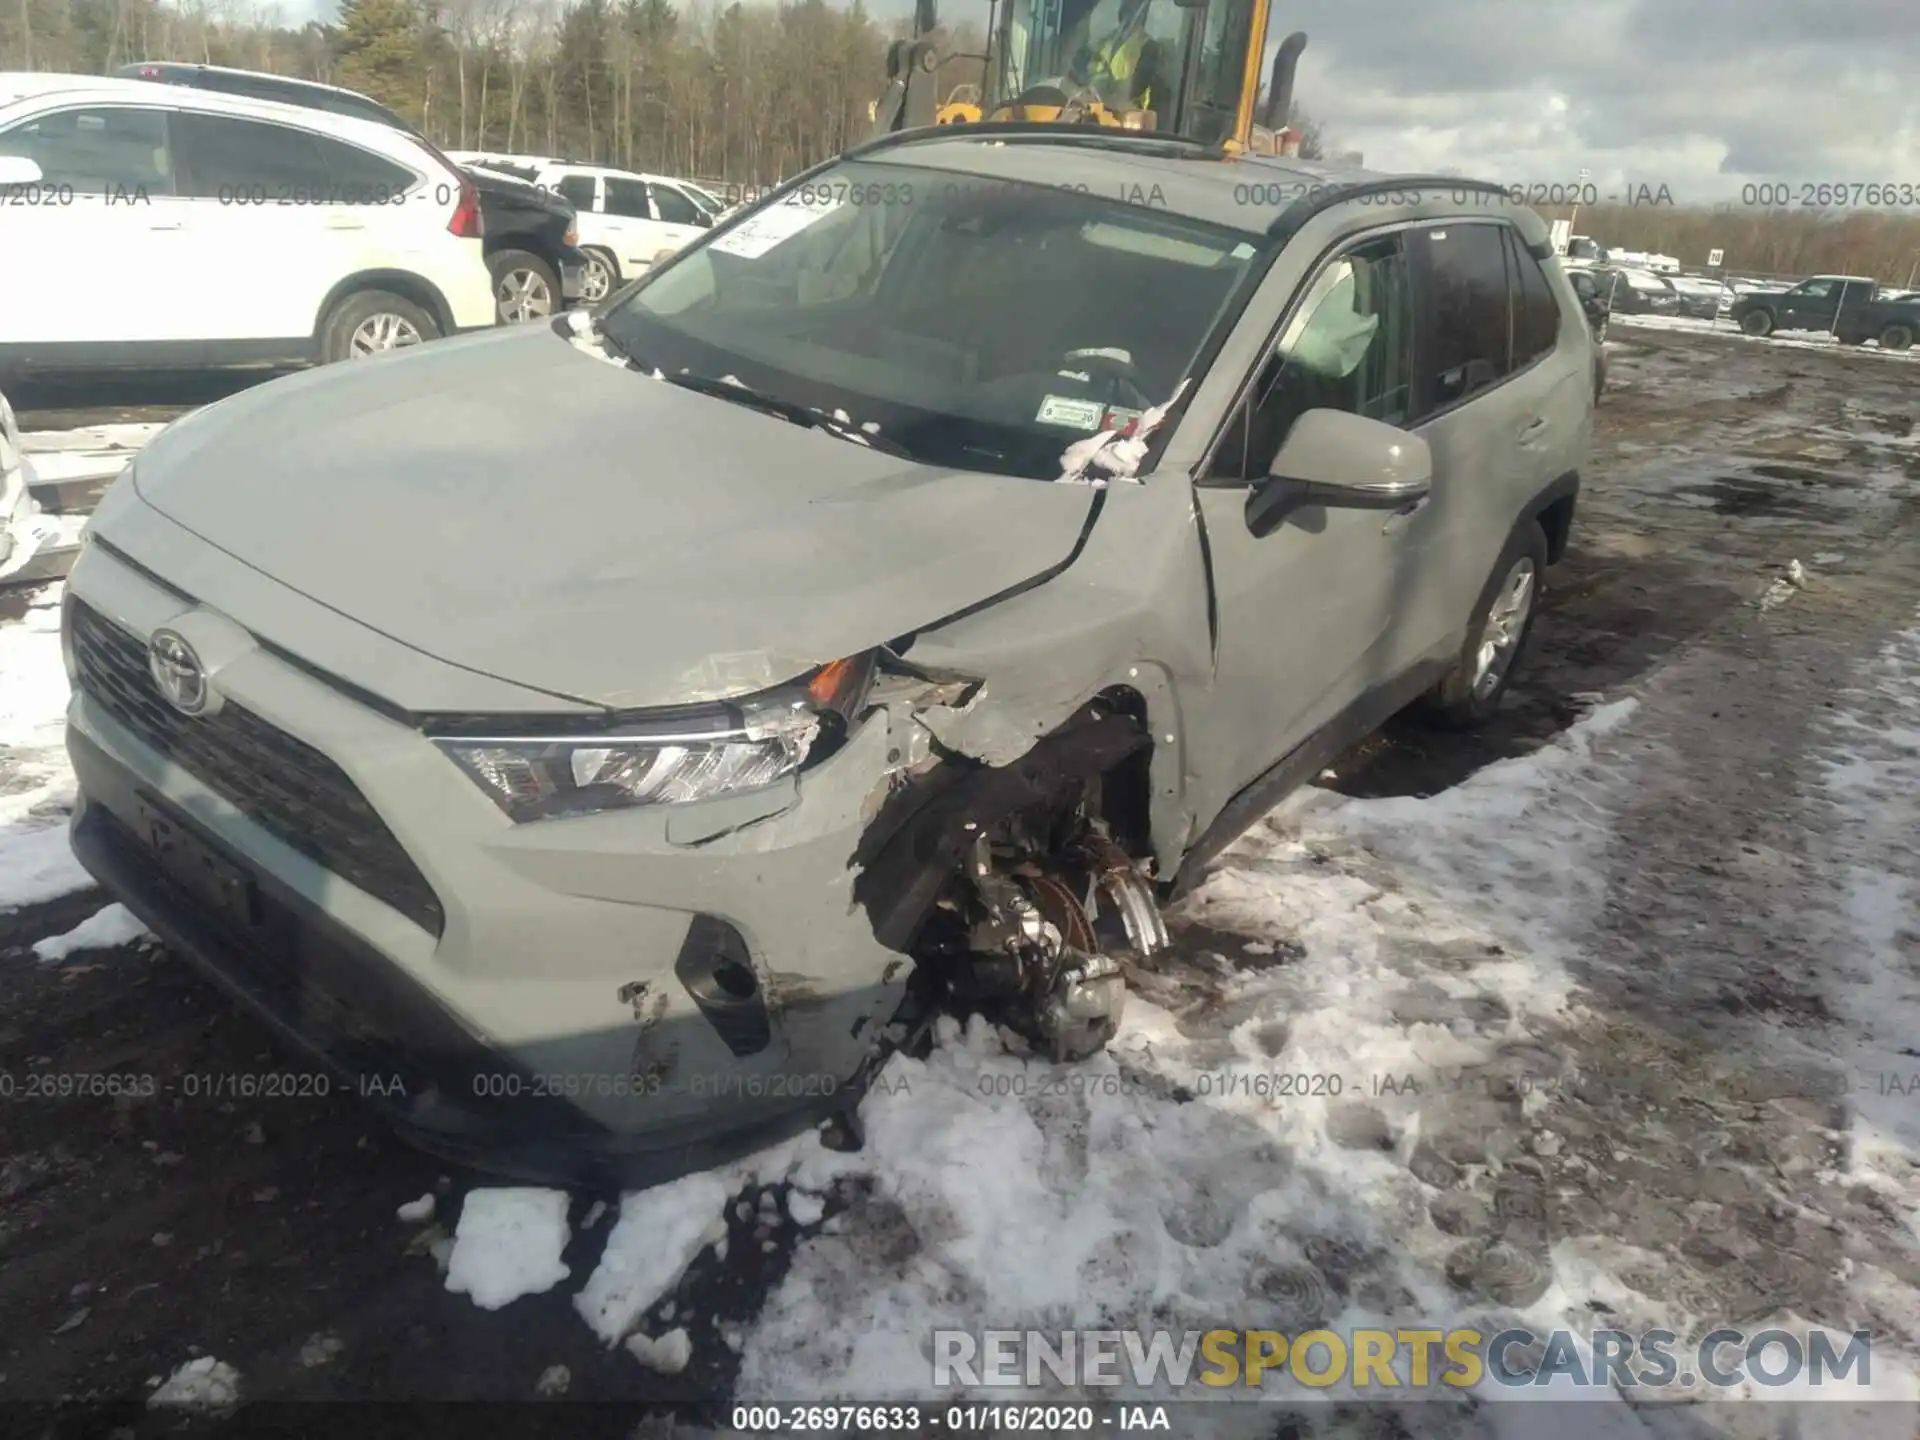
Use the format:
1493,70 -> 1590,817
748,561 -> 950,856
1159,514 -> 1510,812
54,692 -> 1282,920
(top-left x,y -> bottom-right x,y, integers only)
1590,266 -> 1679,316
1725,274 -> 1905,344
117,62 -> 590,322
1567,267 -> 1610,402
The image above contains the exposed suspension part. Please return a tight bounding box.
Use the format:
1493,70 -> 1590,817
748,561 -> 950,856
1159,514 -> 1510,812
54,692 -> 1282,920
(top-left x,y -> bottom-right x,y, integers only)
946,817 -> 1169,1062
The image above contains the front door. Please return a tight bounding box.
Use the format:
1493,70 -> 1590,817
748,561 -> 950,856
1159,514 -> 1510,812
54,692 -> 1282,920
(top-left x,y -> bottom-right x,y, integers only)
602,174 -> 669,274
0,101 -> 189,346
1187,229 -> 1429,823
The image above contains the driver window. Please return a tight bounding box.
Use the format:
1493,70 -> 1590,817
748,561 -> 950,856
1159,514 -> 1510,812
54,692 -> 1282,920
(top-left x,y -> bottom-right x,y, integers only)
1208,233 -> 1413,482
1796,279 -> 1834,298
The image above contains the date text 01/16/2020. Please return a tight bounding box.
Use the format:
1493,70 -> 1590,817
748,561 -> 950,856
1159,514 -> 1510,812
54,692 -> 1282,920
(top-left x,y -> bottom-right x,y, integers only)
0,1071 -> 409,1102
729,1404 -> 1173,1432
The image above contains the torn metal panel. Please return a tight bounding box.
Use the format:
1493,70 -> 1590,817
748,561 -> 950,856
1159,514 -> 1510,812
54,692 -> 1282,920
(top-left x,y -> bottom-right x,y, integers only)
892,477 -> 1215,872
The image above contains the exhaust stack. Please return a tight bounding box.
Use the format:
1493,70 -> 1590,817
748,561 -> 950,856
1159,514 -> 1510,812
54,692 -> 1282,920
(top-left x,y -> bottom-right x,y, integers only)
1262,31 -> 1307,133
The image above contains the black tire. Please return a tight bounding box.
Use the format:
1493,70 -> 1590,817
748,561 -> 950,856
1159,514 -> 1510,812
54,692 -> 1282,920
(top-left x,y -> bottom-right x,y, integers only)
320,290 -> 439,364
1739,309 -> 1774,337
1880,323 -> 1914,352
580,247 -> 619,304
488,248 -> 560,324
1422,520 -> 1551,729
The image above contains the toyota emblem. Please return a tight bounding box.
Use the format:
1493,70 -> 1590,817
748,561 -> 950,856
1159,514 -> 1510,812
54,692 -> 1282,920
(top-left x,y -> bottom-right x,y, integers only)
148,629 -> 209,715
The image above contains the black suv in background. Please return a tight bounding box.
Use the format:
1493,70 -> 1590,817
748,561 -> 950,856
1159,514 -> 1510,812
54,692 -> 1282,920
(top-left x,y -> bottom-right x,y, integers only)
117,62 -> 589,322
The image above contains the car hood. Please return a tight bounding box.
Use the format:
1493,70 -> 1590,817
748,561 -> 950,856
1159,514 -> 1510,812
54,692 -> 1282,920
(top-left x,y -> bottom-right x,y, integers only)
130,324 -> 1098,711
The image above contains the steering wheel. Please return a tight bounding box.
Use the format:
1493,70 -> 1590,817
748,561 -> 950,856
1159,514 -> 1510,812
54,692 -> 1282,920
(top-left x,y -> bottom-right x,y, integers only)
1063,351 -> 1153,410
993,82 -> 1110,124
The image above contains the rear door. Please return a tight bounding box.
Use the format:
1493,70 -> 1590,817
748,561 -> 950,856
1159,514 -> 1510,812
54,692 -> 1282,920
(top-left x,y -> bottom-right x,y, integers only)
171,110 -> 420,344
1402,219 -> 1540,660
0,100 -> 188,345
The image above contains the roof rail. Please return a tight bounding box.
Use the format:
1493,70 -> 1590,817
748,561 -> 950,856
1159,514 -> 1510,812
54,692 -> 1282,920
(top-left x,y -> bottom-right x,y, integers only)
1266,174 -> 1513,242
845,120 -> 1226,162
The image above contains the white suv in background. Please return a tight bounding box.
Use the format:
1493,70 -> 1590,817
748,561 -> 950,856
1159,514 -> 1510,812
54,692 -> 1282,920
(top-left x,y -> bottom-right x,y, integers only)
448,152 -> 717,300
0,75 -> 495,372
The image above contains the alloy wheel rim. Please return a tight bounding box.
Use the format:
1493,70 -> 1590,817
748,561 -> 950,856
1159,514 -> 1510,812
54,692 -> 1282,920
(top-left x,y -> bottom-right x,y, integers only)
498,269 -> 554,323
1472,558 -> 1536,700
348,312 -> 424,356
581,257 -> 611,302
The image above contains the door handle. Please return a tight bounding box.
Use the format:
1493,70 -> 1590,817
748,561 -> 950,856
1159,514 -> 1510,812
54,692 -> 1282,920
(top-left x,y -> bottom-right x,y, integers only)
1519,417 -> 1549,442
324,214 -> 365,230
147,221 -> 184,231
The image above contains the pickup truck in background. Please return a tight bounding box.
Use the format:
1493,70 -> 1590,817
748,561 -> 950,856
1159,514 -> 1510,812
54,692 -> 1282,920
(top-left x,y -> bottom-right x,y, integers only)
1729,275 -> 1920,350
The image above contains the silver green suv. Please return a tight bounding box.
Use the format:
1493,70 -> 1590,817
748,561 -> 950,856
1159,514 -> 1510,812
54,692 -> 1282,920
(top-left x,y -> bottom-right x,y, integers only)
62,128 -> 1591,1184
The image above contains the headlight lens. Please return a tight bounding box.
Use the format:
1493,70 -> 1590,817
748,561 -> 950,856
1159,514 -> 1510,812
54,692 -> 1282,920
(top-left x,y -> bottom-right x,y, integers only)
430,653 -> 875,823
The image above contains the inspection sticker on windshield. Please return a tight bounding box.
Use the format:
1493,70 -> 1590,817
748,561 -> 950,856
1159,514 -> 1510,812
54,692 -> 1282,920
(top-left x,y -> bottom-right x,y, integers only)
709,194 -> 844,259
1036,395 -> 1105,430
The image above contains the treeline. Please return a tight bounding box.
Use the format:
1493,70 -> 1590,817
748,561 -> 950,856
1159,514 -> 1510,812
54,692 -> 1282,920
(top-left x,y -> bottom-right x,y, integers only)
0,0 -> 959,182
1540,202 -> 1920,285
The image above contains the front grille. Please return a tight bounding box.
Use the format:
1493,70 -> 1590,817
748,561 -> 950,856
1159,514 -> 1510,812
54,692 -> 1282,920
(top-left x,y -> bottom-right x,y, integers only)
69,599 -> 446,936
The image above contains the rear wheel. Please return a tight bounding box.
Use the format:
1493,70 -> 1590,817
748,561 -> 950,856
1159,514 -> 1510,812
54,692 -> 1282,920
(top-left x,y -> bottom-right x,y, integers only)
1423,521 -> 1550,728
489,249 -> 559,324
580,248 -> 619,304
1739,309 -> 1774,337
1880,323 -> 1914,351
320,290 -> 438,364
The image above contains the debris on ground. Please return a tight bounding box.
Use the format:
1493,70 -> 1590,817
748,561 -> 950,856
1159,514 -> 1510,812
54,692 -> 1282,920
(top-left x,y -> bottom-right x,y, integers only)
396,1193 -> 435,1223
625,1328 -> 692,1375
443,1189 -> 572,1310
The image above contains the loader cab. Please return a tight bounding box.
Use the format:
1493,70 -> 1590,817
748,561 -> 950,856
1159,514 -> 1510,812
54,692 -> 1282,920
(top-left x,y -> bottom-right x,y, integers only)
977,0 -> 1266,145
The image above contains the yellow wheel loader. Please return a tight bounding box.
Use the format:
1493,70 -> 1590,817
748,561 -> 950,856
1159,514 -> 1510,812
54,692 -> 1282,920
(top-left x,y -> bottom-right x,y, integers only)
869,0 -> 1308,154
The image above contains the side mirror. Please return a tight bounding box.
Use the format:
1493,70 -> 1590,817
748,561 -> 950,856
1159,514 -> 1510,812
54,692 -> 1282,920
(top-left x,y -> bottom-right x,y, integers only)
0,155 -> 45,186
1248,409 -> 1432,538
697,211 -> 714,228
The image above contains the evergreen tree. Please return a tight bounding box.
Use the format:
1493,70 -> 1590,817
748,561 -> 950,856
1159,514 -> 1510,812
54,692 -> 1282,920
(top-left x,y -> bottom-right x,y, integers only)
333,0 -> 425,123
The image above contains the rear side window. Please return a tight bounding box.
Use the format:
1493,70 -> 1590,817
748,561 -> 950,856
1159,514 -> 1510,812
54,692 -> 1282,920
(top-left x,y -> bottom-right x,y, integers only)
0,105 -> 175,195
649,183 -> 702,226
1413,222 -> 1511,408
555,173 -> 597,210
1207,233 -> 1415,481
1505,228 -> 1561,366
173,113 -> 411,200
174,112 -> 330,197
310,133 -> 416,197
605,177 -> 651,218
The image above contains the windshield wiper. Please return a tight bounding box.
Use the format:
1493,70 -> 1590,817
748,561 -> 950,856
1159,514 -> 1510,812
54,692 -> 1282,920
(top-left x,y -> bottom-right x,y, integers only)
659,372 -> 915,459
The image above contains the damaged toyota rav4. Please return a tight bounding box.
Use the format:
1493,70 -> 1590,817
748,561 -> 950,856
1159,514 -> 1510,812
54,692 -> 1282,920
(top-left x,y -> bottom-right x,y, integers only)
62,129 -> 1590,1184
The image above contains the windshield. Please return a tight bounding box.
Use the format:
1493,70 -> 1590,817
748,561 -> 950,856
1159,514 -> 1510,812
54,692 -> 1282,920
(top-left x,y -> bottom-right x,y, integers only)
599,160 -> 1270,479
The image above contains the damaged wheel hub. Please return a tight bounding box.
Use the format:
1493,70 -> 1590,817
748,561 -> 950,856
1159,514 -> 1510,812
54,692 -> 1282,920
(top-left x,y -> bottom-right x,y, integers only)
956,828 -> 1168,1062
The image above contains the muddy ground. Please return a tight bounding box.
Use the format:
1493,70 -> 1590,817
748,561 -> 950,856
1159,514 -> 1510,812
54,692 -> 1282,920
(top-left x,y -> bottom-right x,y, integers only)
2,324 -> 1918,1421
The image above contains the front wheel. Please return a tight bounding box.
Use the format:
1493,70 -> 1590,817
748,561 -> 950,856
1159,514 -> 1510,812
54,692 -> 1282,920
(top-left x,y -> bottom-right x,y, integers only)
320,290 -> 439,363
1739,309 -> 1774,337
1422,521 -> 1550,729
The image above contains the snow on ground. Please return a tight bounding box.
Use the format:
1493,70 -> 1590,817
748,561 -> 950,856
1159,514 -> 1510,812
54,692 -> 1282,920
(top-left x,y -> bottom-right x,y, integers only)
0,582 -> 91,911
147,1356 -> 242,1410
31,901 -> 151,962
443,1187 -> 574,1309
1816,610 -> 1920,1176
1613,311 -> 1920,360
724,703 -> 1656,1408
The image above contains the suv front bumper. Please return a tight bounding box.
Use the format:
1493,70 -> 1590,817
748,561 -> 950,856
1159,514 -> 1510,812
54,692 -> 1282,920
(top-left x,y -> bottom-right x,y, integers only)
61,546 -> 912,1186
